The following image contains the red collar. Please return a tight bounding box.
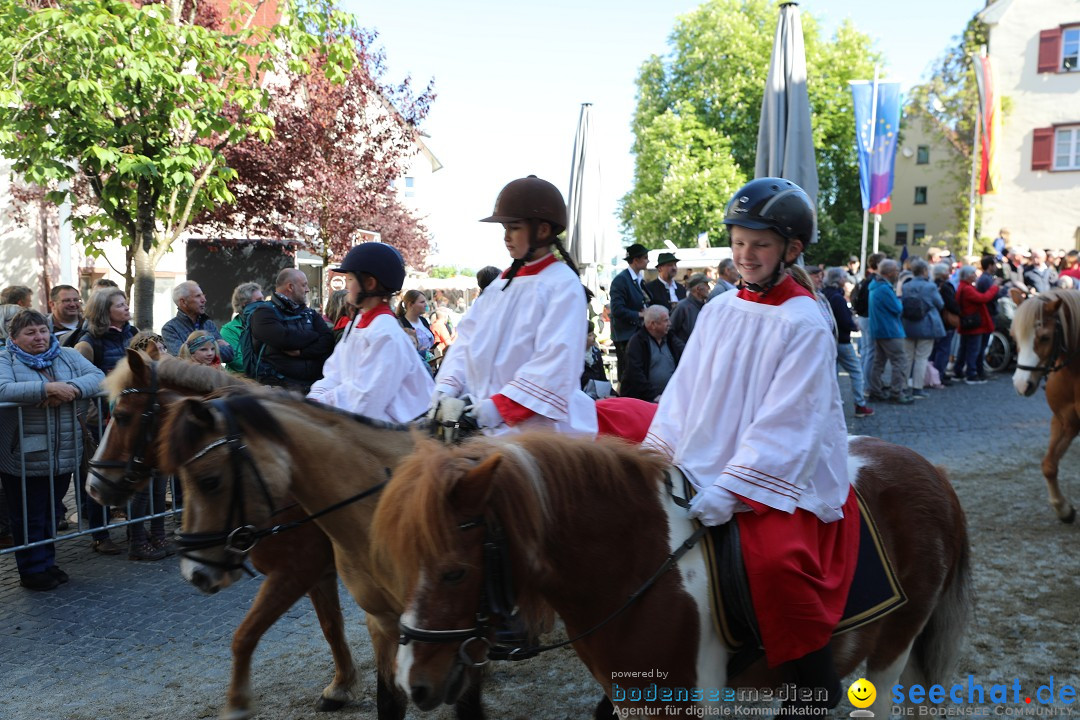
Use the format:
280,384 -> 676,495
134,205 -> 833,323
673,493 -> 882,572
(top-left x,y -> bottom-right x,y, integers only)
500,253 -> 558,279
355,303 -> 395,329
736,275 -> 814,306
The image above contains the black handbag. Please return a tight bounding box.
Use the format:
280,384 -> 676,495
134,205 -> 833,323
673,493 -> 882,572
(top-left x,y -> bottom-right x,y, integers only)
959,312 -> 981,330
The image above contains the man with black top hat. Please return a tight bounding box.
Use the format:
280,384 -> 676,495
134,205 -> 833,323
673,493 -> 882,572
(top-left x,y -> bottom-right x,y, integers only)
609,242 -> 652,384
644,251 -> 686,309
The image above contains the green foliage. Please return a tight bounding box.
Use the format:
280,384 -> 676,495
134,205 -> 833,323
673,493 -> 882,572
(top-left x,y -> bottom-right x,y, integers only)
907,15 -> 988,239
0,0 -> 356,327
621,0 -> 882,265
427,266 -> 476,279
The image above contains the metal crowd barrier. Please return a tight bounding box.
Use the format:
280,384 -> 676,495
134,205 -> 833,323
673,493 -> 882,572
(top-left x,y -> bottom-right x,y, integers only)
0,394 -> 181,556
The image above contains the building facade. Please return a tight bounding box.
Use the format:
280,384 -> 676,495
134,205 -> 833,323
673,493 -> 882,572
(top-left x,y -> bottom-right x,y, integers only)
883,110 -> 967,256
978,0 -> 1080,252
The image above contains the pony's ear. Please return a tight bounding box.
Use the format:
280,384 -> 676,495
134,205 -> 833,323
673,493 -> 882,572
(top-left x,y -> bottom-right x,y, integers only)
143,343 -> 161,360
452,453 -> 502,511
126,347 -> 147,377
1044,297 -> 1062,316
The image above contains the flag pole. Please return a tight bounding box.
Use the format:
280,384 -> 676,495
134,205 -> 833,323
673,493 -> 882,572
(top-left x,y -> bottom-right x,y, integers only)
859,66 -> 880,273
966,47 -> 985,259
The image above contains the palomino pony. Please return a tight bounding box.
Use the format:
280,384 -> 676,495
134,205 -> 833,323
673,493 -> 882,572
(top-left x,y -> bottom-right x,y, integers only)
156,392 -> 486,720
86,350 -> 360,720
371,433 -> 971,717
1011,289 -> 1080,523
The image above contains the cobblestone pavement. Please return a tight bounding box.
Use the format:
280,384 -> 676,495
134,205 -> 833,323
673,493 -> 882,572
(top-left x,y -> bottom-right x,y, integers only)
2,370 -> 1077,720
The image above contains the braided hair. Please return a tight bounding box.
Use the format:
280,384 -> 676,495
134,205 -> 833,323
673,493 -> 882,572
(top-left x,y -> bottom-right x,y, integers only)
501,220 -> 591,301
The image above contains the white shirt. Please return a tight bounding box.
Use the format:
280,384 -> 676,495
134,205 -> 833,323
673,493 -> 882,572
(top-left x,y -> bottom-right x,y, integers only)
644,279 -> 849,522
435,255 -> 598,437
661,278 -> 679,304
308,307 -> 434,423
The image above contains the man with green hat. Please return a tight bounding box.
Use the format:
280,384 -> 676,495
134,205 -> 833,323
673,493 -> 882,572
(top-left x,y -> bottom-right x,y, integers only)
645,251 -> 686,309
609,242 -> 652,383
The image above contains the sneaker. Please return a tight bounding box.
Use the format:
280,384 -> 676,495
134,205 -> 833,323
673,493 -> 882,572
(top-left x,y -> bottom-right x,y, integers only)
912,389 -> 929,399
965,378 -> 988,385
55,518 -> 69,531
0,533 -> 13,549
47,566 -> 69,584
128,540 -> 168,562
866,392 -> 888,402
19,571 -> 60,591
891,394 -> 914,405
854,405 -> 875,418
91,538 -> 123,555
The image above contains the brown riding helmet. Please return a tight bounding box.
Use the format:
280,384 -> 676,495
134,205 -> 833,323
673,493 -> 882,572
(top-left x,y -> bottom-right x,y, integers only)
480,175 -> 567,237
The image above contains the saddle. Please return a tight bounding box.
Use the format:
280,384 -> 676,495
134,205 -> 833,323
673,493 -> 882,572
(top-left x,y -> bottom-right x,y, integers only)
668,469 -> 907,678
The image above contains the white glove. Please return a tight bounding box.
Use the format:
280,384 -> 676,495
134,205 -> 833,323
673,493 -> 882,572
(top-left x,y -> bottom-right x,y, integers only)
427,387 -> 462,421
464,397 -> 504,429
688,485 -> 744,526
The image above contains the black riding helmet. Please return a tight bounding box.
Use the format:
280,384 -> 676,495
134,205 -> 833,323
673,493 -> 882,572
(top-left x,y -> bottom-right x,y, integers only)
334,242 -> 406,297
723,177 -> 816,292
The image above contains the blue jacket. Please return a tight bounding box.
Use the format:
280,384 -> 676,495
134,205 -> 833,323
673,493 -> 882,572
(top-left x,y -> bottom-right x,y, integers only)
609,268 -> 649,343
869,276 -> 905,339
900,277 -> 945,340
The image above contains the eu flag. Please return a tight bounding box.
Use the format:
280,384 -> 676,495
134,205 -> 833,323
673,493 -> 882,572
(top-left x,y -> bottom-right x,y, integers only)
851,82 -> 902,211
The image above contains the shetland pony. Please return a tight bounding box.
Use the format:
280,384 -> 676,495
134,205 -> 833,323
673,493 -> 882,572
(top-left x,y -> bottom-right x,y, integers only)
87,350 -> 358,720
371,432 -> 971,717
157,392 -> 486,720
1011,289 -> 1080,523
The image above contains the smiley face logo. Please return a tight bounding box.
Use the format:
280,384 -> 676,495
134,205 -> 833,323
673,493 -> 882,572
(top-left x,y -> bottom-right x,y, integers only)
847,678 -> 876,709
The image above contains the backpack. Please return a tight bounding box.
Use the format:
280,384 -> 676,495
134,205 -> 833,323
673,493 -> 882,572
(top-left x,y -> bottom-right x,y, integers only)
901,295 -> 929,322
853,278 -> 872,317
239,300 -> 287,382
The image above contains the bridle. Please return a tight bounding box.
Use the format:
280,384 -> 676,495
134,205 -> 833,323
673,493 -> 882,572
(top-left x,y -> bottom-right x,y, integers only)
175,397 -> 388,572
87,361 -> 163,493
397,472 -> 707,668
1015,300 -> 1071,378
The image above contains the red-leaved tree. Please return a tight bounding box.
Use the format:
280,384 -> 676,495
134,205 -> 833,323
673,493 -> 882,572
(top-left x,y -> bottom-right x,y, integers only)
199,27 -> 435,269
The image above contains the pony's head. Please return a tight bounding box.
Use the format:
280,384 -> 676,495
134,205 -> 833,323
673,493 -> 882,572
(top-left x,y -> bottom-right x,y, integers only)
371,436 -> 553,710
88,349 -> 251,506
160,394 -> 292,594
1012,290 -> 1080,396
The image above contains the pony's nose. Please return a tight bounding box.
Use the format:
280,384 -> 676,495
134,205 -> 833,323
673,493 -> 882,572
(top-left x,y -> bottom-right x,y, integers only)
190,568 -> 220,595
410,683 -> 439,711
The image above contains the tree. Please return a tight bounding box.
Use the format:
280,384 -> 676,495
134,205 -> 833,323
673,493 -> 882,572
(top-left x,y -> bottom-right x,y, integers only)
198,30 -> 435,269
0,0 -> 357,328
621,0 -> 883,265
907,15 -> 994,243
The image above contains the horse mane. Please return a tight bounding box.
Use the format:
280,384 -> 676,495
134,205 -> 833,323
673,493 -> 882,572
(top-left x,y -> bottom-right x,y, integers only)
1013,289 -> 1080,352
158,393 -> 287,474
371,432 -> 669,632
104,353 -> 251,401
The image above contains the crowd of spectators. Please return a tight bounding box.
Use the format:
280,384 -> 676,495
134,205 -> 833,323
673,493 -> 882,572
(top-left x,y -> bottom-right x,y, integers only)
3,239 -> 1077,589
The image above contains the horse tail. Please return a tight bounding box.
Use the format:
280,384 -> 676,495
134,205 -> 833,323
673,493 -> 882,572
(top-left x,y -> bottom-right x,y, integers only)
910,465 -> 973,685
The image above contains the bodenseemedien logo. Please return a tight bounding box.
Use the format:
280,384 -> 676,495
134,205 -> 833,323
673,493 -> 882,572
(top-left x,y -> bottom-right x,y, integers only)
848,677 -> 876,717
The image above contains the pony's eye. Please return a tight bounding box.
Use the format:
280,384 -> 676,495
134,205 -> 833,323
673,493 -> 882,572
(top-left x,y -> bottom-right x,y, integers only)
198,475 -> 222,493
441,568 -> 466,584
112,411 -> 131,427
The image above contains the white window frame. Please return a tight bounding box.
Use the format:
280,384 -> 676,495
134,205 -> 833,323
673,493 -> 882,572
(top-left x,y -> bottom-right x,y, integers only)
1063,27 -> 1080,71
1054,126 -> 1080,170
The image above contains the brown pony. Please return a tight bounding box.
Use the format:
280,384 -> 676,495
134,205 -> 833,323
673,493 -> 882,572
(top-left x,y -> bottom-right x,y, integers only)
87,350 -> 359,720
156,392 -> 485,720
371,432 -> 971,717
1011,289 -> 1080,523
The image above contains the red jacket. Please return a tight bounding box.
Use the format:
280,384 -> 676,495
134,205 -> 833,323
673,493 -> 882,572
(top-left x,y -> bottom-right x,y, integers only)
956,280 -> 999,335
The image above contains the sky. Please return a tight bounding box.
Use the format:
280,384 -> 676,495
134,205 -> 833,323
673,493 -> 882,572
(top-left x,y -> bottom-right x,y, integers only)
341,0 -> 988,270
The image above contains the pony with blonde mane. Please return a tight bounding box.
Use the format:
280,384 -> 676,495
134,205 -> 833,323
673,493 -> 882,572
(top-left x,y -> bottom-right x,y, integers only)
1011,289 -> 1080,522
89,350 -> 359,720
372,432 -> 971,717
155,392 -> 487,720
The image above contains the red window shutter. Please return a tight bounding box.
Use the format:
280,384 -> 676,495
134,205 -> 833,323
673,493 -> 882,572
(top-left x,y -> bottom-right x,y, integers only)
1038,29 -> 1062,73
1032,127 -> 1055,170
